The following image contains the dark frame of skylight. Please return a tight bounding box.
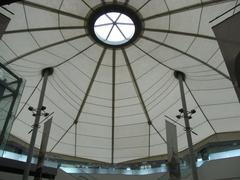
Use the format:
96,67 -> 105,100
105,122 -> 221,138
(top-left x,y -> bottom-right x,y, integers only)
94,12 -> 135,45
86,4 -> 143,48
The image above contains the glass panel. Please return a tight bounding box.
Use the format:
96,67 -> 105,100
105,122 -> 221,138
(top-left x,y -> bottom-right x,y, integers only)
0,58 -> 25,156
94,12 -> 135,45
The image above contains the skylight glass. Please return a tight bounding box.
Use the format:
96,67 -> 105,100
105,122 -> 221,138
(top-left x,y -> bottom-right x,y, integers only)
94,12 -> 135,46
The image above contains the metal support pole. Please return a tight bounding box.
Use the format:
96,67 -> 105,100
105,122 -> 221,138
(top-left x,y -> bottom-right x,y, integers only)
34,117 -> 53,180
23,67 -> 53,180
174,71 -> 199,180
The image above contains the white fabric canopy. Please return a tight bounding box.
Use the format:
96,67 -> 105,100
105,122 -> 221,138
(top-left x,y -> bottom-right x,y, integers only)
0,0 -> 240,163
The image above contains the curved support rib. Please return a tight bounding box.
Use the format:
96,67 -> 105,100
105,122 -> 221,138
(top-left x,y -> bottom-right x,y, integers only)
141,35 -> 230,80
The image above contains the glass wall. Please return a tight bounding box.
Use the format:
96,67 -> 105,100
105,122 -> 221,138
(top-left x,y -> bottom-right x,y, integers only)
0,57 -> 25,155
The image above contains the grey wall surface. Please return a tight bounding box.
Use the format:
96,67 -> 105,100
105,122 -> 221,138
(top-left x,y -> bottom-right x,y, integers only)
55,170 -> 77,180
92,157 -> 240,180
0,157 -> 240,180
0,172 -> 49,180
92,173 -> 166,180
197,157 -> 240,180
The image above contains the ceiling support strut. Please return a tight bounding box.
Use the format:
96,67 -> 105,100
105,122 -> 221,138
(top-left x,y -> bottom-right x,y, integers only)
4,26 -> 86,34
54,43 -> 95,68
5,34 -> 88,65
144,28 -> 216,41
111,49 -> 116,164
184,81 -> 217,134
49,48 -> 106,153
20,1 -> 85,20
143,0 -> 236,21
122,48 -> 167,151
134,44 -> 175,71
141,35 -> 230,80
174,71 -> 199,180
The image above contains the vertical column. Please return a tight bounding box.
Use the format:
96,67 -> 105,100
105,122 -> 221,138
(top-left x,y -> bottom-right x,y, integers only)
174,71 -> 198,180
34,117 -> 53,180
23,67 -> 53,180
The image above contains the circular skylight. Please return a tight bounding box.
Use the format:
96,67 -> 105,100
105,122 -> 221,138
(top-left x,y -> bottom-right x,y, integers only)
94,12 -> 135,46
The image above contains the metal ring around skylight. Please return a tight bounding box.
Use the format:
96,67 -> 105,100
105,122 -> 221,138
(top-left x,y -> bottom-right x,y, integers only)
94,12 -> 135,46
86,4 -> 143,48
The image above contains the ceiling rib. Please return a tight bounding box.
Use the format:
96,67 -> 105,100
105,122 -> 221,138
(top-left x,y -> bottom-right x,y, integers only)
14,77 -> 43,122
111,49 -> 116,164
74,48 -> 107,124
20,0 -> 86,20
144,28 -> 216,41
50,123 -> 75,152
209,1 -> 240,23
136,0 -> 152,12
184,81 -> 217,134
80,0 -> 94,11
151,123 -> 167,143
50,48 -> 107,152
143,0 -> 235,21
122,48 -> 167,144
141,35 -> 230,80
124,0 -> 130,6
4,26 -> 86,34
54,43 -> 95,68
5,34 -> 88,65
133,44 -> 175,71
101,0 -> 106,5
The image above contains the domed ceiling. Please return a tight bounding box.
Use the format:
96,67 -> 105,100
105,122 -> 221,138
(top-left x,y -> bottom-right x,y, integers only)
1,0 -> 240,163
